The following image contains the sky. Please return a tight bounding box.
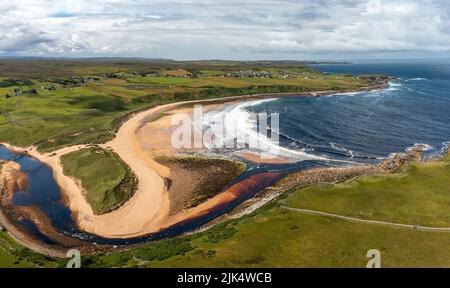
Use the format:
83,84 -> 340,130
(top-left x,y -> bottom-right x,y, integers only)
1,0 -> 450,60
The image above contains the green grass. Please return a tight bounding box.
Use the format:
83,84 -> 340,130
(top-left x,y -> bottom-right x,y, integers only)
285,160 -> 450,227
60,147 -> 137,215
80,206 -> 450,268
0,232 -> 61,268
0,91 -> 128,151
198,70 -> 227,76
4,155 -> 450,267
0,232 -> 34,268
78,156 -> 450,268
126,76 -> 199,86
0,60 -> 369,151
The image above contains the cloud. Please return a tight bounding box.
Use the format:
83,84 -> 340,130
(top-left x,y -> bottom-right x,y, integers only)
0,20 -> 53,53
0,0 -> 449,59
0,30 -> 52,53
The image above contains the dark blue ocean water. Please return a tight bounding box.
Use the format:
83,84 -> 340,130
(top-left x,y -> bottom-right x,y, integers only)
247,60 -> 450,162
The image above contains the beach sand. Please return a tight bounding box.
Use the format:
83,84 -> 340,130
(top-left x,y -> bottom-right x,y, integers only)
0,82 -> 392,241
0,161 -> 27,205
1,99 -> 278,238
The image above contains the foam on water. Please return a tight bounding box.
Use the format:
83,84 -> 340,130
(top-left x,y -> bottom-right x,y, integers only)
204,98 -> 329,161
405,143 -> 434,152
441,141 -> 450,154
406,78 -> 427,81
330,142 -> 356,158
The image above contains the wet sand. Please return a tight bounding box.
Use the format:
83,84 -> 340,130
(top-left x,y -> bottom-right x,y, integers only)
0,162 -> 69,257
0,161 -> 27,205
236,152 -> 295,164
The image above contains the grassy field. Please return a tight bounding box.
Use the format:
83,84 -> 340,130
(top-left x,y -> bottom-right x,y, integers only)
60,147 -> 137,215
0,60 -> 370,152
0,155 -> 426,268
0,232 -> 34,268
0,232 -> 60,268
286,159 -> 450,227
2,153 -> 450,267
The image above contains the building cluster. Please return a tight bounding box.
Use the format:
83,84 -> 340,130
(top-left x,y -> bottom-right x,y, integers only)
135,71 -> 159,77
41,84 -> 59,91
225,70 -> 274,78
5,87 -> 37,98
358,75 -> 391,85
52,76 -> 99,86
105,72 -> 126,79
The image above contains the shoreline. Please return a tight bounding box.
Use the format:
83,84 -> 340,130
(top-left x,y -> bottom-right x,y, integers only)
0,80 -> 393,255
191,145 -> 428,233
0,162 -> 68,258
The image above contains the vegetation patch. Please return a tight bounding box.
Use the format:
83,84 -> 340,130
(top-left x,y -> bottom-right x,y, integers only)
0,232 -> 60,268
131,238 -> 194,262
286,161 -> 450,227
60,147 -> 138,215
203,223 -> 237,243
0,79 -> 33,88
77,238 -> 194,268
155,155 -> 246,210
69,95 -> 128,112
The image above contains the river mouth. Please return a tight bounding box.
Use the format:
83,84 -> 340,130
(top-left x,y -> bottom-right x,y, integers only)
0,144 -> 311,247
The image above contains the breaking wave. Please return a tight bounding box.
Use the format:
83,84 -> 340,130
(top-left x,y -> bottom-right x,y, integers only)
406,78 -> 427,81
203,98 -> 328,161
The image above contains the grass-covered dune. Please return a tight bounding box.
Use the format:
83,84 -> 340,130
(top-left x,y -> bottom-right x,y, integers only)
60,147 -> 137,215
155,155 -> 246,212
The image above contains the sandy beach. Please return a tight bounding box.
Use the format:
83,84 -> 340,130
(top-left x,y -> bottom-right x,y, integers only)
0,82 -> 391,242
1,98 -> 283,238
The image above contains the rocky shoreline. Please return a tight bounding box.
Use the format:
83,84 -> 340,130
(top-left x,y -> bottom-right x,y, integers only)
193,145 -> 429,232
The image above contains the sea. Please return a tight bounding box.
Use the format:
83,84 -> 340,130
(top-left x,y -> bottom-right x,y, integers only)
221,59 -> 450,164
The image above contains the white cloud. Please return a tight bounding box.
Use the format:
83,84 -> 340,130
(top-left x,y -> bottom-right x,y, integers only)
0,0 -> 449,59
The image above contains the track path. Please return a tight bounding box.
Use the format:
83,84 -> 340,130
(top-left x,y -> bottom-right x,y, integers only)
281,206 -> 450,232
